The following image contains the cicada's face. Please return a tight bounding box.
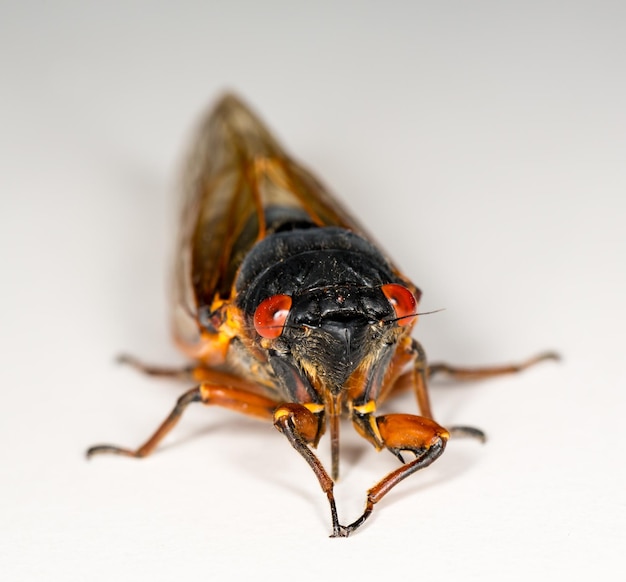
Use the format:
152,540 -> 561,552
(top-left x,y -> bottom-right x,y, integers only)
233,227 -> 420,403
251,282 -> 418,400
256,286 -> 413,393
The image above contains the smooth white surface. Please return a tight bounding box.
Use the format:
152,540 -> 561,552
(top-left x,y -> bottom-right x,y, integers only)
1,1 -> 625,580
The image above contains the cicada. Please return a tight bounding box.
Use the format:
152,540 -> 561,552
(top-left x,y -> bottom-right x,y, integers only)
87,94 -> 556,536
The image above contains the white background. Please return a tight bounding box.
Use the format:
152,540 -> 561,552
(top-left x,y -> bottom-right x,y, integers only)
1,1 -> 625,580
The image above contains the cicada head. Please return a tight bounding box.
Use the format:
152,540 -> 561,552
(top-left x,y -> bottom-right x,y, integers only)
235,228 -> 421,400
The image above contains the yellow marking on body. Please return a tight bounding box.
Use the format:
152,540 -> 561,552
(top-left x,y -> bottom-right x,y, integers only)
304,403 -> 324,414
179,330 -> 231,366
273,406 -> 291,421
353,400 -> 377,415
368,416 -> 384,447
224,304 -> 245,335
351,400 -> 384,448
259,338 -> 273,350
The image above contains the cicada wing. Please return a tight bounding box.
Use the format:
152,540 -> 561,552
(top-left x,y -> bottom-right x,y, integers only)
172,94 -> 374,352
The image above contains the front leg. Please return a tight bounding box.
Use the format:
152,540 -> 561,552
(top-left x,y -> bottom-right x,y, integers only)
346,412 -> 449,536
273,404 -> 348,538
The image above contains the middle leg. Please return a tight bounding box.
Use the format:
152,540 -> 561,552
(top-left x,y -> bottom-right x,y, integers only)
87,383 -> 279,459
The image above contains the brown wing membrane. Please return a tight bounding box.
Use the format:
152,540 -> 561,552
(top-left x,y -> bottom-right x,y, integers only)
172,93 -> 367,350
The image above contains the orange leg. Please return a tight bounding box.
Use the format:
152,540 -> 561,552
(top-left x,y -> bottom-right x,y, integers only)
86,384 -> 278,459
88,380 -> 342,535
427,350 -> 560,381
117,353 -> 258,388
346,412 -> 449,536
116,353 -> 195,380
340,348 -> 560,535
388,340 -> 485,442
388,343 -> 559,443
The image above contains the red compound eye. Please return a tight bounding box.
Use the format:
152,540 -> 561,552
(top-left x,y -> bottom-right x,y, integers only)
253,294 -> 292,338
381,284 -> 418,326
